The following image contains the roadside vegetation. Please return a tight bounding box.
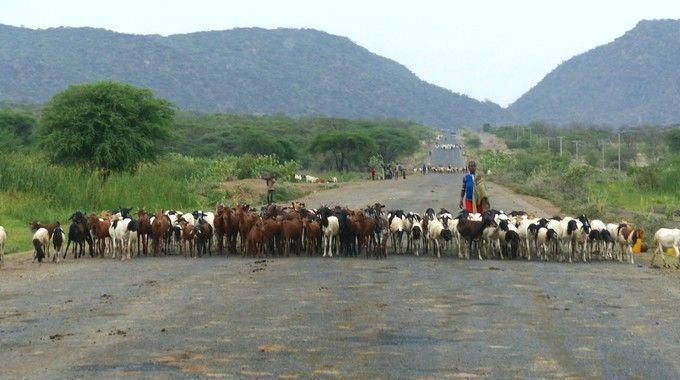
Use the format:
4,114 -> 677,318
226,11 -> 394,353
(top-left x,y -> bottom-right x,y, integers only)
0,81 -> 434,253
463,124 -> 679,234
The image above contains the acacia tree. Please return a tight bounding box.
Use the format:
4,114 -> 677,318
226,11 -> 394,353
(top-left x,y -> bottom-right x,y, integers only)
366,127 -> 418,164
307,130 -> 376,171
39,81 -> 174,176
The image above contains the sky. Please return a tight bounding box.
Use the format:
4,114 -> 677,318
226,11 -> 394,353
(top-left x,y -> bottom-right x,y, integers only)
3,1 -> 680,106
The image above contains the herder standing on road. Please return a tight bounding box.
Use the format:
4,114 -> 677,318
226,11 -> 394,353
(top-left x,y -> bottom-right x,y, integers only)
458,160 -> 489,212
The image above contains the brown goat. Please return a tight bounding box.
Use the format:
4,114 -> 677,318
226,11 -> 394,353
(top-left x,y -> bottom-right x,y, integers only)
302,218 -> 322,256
179,220 -> 195,257
246,219 -> 266,257
281,217 -> 303,257
137,210 -> 152,256
151,211 -> 171,256
87,214 -> 111,257
236,205 -> 258,256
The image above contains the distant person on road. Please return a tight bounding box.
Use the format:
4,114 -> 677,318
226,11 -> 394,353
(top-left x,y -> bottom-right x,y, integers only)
396,163 -> 403,180
459,160 -> 489,213
371,167 -> 376,181
422,164 -> 427,174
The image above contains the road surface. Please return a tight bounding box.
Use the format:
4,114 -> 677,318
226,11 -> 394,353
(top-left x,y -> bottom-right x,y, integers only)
1,134 -> 679,379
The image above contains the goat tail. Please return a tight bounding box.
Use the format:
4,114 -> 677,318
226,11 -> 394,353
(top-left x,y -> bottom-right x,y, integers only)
33,238 -> 45,262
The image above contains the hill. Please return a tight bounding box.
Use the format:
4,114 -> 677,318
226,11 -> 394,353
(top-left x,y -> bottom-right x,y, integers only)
509,19 -> 680,126
0,24 -> 504,128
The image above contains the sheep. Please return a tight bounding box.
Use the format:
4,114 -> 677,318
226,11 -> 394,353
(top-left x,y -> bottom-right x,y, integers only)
427,213 -> 453,258
650,228 -> 680,268
408,214 -> 424,256
32,228 -> 50,263
497,220 -> 520,259
606,223 -> 622,258
388,210 -> 406,254
0,226 -> 6,267
536,227 -> 559,261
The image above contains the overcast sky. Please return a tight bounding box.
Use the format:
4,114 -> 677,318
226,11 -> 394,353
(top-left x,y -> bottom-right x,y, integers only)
3,1 -> 680,106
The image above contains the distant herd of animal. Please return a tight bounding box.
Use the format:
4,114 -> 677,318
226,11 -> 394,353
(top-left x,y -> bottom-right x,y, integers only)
1,204 -> 678,268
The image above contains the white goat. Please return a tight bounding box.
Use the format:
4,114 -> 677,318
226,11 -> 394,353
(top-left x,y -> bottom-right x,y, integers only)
650,228 -> 680,268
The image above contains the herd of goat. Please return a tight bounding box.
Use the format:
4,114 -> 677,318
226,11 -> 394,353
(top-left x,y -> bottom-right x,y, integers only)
3,203 -> 678,268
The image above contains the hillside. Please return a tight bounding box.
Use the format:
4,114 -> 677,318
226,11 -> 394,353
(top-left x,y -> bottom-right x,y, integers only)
509,19 -> 680,126
0,24 -> 503,128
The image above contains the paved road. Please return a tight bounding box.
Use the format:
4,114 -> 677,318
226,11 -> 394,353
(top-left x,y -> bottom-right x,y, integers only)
1,134 -> 679,379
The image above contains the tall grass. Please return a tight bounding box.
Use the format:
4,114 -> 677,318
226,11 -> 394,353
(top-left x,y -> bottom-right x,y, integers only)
0,151 -> 299,253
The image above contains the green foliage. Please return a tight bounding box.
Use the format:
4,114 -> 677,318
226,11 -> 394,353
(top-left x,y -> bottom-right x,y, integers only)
667,128 -> 680,152
465,134 -> 482,149
0,128 -> 23,152
39,81 -> 174,175
307,130 -> 376,171
167,112 -> 428,168
482,123 -> 492,132
0,109 -> 37,146
470,125 -> 680,233
368,127 -> 418,164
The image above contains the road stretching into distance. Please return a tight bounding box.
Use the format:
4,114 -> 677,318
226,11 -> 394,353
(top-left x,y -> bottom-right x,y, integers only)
1,134 -> 679,379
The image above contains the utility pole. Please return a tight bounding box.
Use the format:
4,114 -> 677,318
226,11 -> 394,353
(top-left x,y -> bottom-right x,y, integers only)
618,132 -> 622,172
573,141 -> 580,161
559,136 -> 563,157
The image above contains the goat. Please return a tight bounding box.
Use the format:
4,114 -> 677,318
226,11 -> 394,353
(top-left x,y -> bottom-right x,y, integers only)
650,228 -> 680,268
457,216 -> 496,260
194,217 -> 214,257
52,226 -> 64,263
65,211 -> 94,259
617,224 -> 644,264
318,206 -> 339,257
32,228 -> 50,263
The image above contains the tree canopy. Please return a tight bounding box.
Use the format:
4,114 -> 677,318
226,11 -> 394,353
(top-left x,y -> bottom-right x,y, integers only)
307,130 -> 376,171
39,81 -> 174,175
0,109 -> 37,148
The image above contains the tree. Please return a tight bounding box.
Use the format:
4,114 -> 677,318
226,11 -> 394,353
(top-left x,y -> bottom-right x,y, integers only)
0,109 -> 37,146
365,127 -> 418,164
40,81 -> 174,176
307,131 -> 376,171
667,128 -> 680,153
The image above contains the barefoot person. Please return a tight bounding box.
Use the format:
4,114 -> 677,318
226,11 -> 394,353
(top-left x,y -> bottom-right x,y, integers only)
459,160 -> 489,212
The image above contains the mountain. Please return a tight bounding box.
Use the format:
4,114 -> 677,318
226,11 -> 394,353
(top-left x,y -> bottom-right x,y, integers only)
509,19 -> 680,126
0,24 -> 504,128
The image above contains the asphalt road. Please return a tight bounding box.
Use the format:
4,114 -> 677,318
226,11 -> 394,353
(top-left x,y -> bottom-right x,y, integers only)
1,133 -> 679,379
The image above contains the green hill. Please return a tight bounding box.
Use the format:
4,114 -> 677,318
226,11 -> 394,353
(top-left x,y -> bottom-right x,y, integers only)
509,20 -> 680,126
0,24 -> 503,128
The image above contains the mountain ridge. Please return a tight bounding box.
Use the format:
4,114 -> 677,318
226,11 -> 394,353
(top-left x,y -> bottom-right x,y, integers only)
0,23 -> 504,127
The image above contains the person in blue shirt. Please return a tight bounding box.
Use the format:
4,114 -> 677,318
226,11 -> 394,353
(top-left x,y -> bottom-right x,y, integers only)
458,160 -> 485,212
